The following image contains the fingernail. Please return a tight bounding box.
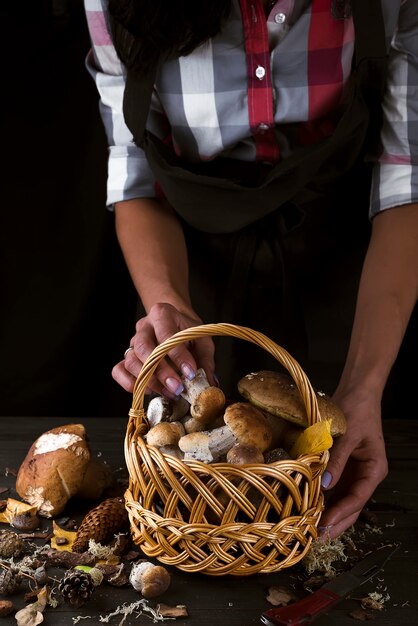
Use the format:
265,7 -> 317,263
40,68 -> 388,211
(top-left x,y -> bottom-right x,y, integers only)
165,377 -> 185,396
181,363 -> 196,381
321,470 -> 333,489
318,524 -> 334,538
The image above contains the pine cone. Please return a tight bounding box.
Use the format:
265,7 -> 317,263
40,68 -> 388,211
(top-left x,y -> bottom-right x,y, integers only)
72,497 -> 129,553
0,569 -> 21,595
58,570 -> 95,607
0,530 -> 24,559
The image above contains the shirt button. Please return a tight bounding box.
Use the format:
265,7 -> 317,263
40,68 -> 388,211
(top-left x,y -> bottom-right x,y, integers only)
258,123 -> 270,133
275,12 -> 286,24
255,65 -> 266,80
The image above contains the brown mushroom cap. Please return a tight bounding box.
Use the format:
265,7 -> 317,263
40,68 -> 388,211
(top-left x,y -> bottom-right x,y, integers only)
129,562 -> 171,598
237,371 -> 346,436
190,386 -> 226,422
223,402 -> 273,452
226,443 -> 264,465
15,423 -> 91,517
146,422 -> 184,447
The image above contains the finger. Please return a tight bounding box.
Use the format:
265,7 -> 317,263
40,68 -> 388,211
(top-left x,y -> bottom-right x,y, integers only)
320,472 -> 380,529
153,316 -> 200,382
112,361 -> 137,393
318,510 -> 361,541
132,323 -> 185,396
321,434 -> 355,490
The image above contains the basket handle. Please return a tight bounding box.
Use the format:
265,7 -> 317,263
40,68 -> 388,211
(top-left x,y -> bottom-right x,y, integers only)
128,323 -> 321,428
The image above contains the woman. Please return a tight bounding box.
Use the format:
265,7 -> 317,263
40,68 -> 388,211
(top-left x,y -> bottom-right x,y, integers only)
84,0 -> 418,537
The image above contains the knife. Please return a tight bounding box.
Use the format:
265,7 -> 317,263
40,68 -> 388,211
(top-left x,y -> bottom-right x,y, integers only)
261,544 -> 398,626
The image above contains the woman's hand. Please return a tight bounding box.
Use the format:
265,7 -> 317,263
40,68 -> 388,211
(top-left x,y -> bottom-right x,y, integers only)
318,388 -> 388,539
112,302 -> 216,397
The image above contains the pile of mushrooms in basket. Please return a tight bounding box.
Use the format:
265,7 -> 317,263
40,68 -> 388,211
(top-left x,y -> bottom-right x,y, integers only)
145,368 -> 346,465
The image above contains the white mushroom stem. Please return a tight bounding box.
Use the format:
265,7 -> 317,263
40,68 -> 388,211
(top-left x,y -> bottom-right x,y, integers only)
159,445 -> 184,460
179,425 -> 237,463
146,396 -> 189,428
180,368 -> 210,405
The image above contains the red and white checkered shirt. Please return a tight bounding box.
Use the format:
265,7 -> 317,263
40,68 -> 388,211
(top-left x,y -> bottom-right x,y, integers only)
84,0 -> 418,218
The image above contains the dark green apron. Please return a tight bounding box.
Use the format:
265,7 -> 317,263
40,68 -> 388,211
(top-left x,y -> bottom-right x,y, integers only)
122,0 -> 388,395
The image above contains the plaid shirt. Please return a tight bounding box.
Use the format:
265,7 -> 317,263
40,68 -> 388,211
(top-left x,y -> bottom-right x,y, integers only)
84,0 -> 418,218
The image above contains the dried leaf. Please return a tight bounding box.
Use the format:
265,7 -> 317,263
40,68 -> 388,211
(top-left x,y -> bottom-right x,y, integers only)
303,574 -> 328,591
51,521 -> 77,551
349,609 -> 377,621
157,604 -> 188,618
15,605 -> 44,626
15,586 -> 48,626
0,498 -> 38,525
266,586 -> 297,607
360,597 -> 385,611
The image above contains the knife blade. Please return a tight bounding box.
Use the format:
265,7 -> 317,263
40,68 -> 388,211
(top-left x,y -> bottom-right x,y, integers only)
261,544 -> 398,626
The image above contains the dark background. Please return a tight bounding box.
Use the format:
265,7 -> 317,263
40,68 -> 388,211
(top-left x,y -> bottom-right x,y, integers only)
0,0 -> 416,419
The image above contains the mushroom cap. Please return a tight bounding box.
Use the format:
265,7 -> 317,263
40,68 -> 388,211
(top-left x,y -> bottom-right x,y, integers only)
190,386 -> 226,422
226,443 -> 264,465
223,402 -> 273,452
237,371 -> 346,436
146,422 -> 184,447
178,431 -> 212,462
15,423 -> 91,517
129,562 -> 171,598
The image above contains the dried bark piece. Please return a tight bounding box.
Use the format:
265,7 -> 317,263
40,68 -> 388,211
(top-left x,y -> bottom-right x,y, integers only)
72,497 -> 129,553
43,548 -> 96,568
157,604 -> 188,617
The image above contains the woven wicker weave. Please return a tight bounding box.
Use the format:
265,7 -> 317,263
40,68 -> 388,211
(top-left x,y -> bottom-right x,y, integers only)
124,323 -> 328,576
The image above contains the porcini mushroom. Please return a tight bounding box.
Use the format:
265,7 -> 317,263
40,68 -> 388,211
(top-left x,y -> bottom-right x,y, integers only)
179,402 -> 273,463
226,444 -> 264,465
238,371 -> 346,436
16,424 -> 91,517
146,395 -> 189,428
145,422 -> 185,459
129,562 -> 171,598
181,368 -> 225,428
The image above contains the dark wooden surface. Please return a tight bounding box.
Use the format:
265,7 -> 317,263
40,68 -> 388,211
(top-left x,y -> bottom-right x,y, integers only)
0,416 -> 417,625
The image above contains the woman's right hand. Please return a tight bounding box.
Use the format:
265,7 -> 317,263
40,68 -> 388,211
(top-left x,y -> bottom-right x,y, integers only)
112,302 -> 216,397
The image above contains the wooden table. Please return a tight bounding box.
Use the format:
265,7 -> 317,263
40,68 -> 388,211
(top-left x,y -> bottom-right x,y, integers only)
1,416 -> 417,625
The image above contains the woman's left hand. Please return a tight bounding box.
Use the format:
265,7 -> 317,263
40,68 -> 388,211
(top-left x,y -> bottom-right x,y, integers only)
318,388 -> 388,538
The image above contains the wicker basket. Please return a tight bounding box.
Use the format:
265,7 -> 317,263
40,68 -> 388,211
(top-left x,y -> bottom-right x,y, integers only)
124,323 -> 328,576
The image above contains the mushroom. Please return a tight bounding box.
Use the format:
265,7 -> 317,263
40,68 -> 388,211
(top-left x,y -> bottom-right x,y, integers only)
238,371 -> 347,436
146,395 -> 189,428
264,447 -> 291,464
226,444 -> 264,465
15,424 -> 91,517
179,402 -> 273,463
129,562 -> 171,598
145,422 -> 185,459
180,368 -> 226,430
77,458 -> 114,501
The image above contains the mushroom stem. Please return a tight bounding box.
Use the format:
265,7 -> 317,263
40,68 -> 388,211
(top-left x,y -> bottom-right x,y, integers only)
146,396 -> 189,428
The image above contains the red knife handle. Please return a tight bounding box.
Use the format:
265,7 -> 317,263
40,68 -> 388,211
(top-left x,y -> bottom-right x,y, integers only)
261,588 -> 342,626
